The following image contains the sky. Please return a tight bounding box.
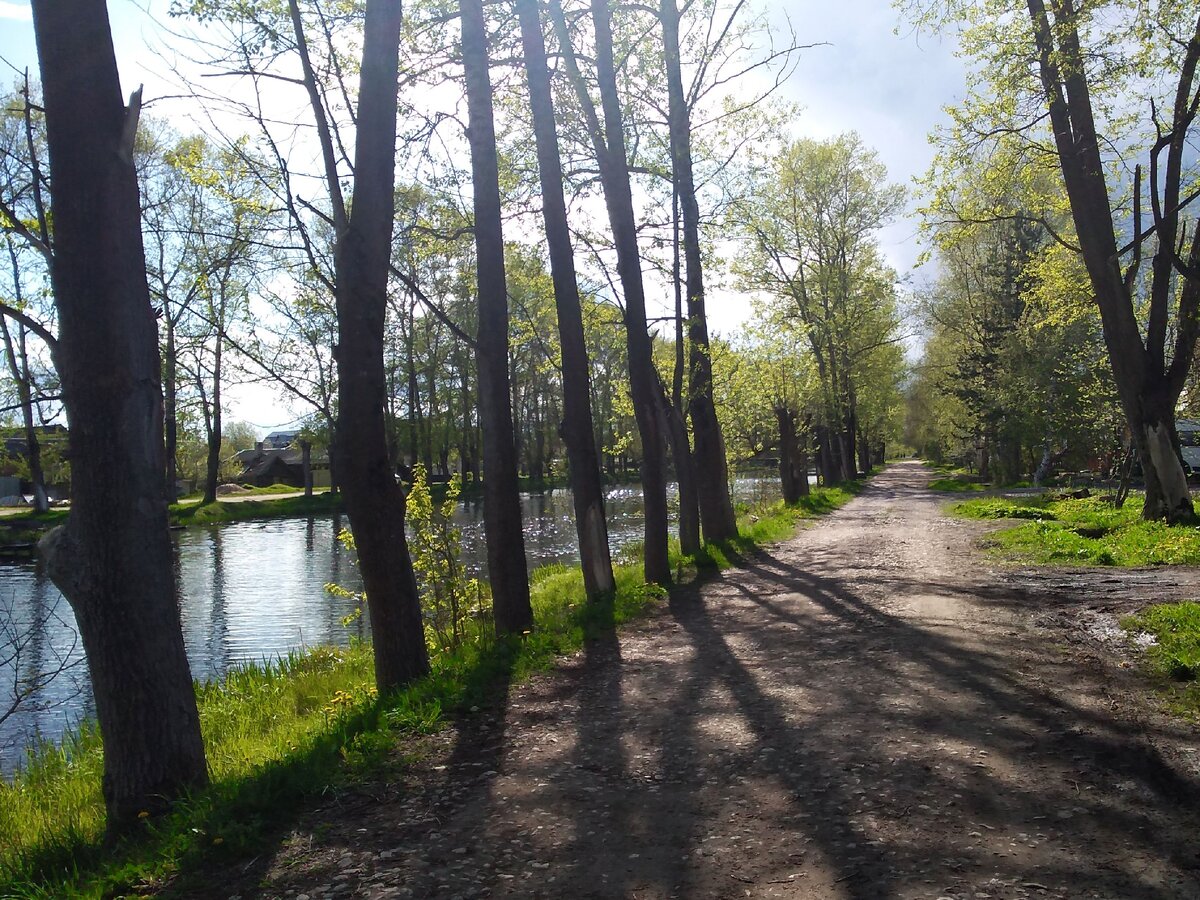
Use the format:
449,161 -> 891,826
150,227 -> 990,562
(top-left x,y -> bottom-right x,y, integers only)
0,0 -> 966,430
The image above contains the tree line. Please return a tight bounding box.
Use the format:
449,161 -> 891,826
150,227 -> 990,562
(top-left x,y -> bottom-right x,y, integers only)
3,0 -> 910,834
14,0 -> 1195,844
901,1 -> 1200,517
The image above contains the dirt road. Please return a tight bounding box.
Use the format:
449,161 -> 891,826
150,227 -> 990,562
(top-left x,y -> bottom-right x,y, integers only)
237,462 -> 1200,899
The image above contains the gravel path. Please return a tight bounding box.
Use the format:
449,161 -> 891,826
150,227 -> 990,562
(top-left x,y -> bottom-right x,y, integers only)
204,461 -> 1200,899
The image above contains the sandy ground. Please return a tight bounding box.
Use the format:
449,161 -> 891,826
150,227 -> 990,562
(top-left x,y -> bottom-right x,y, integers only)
188,461 -> 1200,899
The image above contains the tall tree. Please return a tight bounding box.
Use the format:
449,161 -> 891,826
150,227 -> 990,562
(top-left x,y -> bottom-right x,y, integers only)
737,134 -> 904,482
659,0 -> 738,541
332,0 -> 431,690
515,0 -> 616,600
29,0 -> 207,830
1022,1 -> 1200,520
0,83 -> 54,512
459,0 -> 534,633
903,0 -> 1200,520
550,0 -> 671,585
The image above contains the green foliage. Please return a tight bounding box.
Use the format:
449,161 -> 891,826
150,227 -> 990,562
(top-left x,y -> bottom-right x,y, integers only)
1123,602 -> 1200,683
907,211 -> 1123,481
326,464 -> 485,646
324,528 -> 368,626
899,0 -> 1194,485
731,133 -> 907,468
407,464 -> 484,650
954,494 -> 1200,565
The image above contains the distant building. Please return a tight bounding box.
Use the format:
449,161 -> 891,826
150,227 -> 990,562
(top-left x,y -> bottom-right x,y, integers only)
262,430 -> 302,450
233,435 -> 329,488
1,423 -> 68,459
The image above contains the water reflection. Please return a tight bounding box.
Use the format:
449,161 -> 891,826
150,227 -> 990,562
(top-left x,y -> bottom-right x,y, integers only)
0,476 -> 780,769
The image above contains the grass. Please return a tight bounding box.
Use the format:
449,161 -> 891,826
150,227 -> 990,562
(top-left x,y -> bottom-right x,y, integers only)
168,492 -> 343,527
0,479 -> 863,898
952,493 -> 1200,566
1121,601 -> 1200,719
179,484 -> 329,502
0,492 -> 344,534
921,459 -> 987,493
0,508 -> 69,528
928,476 -> 988,493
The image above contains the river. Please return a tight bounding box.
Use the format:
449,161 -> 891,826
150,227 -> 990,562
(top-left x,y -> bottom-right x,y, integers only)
0,476 -> 782,770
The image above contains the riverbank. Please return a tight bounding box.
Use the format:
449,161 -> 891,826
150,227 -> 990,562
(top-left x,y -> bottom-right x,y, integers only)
0,479 -> 864,897
1,466 -> 786,549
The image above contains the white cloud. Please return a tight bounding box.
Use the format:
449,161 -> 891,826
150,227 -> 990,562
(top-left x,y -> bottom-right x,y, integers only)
0,2 -> 31,21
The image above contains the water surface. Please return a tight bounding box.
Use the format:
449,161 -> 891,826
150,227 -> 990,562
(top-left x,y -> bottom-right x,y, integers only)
0,476 -> 782,768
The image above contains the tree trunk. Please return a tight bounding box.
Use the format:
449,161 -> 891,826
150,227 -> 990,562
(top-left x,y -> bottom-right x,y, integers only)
460,0 -> 533,633
515,0 -> 615,599
203,338 -> 222,504
776,406 -> 810,503
665,176 -> 703,558
31,0 -> 207,832
1138,386 -> 1193,521
0,316 -> 49,513
404,299 -> 422,469
423,355 -> 436,475
325,414 -> 339,496
1025,0 -> 1200,521
660,0 -> 738,542
815,424 -> 836,485
588,0 -> 670,583
333,0 -> 430,692
164,315 -> 179,502
659,379 -> 701,555
302,440 -> 313,497
857,427 -> 871,477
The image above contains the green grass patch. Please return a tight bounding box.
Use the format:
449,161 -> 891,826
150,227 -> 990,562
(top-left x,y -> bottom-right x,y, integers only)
921,459 -> 987,491
0,508 -> 69,528
1,493 -> 343,536
928,477 -> 987,493
0,479 -> 862,896
238,483 -> 321,496
177,484 -> 317,502
168,492 -> 343,527
1123,602 -> 1200,681
953,494 -> 1200,566
1121,602 -> 1200,719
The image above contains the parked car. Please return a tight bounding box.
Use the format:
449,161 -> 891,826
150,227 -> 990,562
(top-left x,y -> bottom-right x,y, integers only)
1178,419 -> 1200,478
